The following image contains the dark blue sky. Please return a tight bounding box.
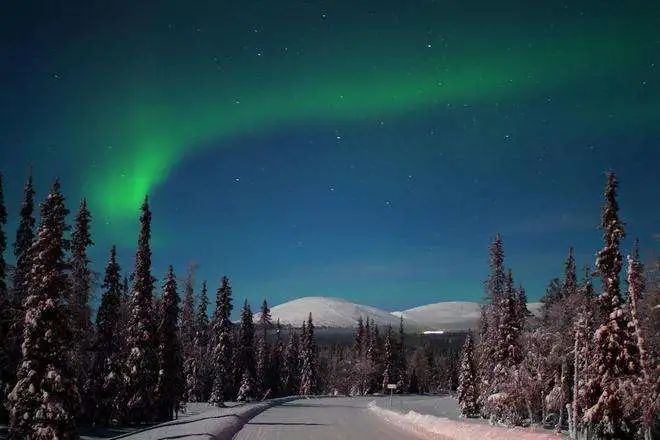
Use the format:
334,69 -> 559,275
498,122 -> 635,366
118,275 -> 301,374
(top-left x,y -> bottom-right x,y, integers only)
1,0 -> 658,311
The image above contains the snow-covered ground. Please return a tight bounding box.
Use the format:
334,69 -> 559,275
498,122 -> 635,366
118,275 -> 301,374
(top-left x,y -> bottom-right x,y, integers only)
55,399 -> 297,440
256,296 -> 543,331
370,395 -> 564,440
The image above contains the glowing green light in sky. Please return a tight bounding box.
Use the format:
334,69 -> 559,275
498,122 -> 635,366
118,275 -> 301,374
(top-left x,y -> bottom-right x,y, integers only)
63,26 -> 646,219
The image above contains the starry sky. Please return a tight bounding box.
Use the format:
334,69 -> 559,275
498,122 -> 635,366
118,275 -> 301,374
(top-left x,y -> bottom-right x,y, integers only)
1,0 -> 659,311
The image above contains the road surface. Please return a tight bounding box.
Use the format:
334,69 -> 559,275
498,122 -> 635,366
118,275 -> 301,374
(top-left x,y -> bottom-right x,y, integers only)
234,396 -> 423,440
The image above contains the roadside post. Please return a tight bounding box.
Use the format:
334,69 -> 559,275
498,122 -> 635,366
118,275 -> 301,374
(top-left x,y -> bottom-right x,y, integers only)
387,383 -> 397,408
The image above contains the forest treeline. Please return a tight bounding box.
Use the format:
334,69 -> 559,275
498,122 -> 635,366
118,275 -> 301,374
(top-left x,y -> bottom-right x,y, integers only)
456,172 -> 659,440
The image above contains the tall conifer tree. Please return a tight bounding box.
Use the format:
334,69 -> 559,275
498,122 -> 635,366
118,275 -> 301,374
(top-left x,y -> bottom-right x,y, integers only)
0,174 -> 10,421
255,299 -> 272,395
235,300 -> 255,400
8,180 -> 79,440
299,313 -> 317,396
155,266 -> 184,421
124,196 -> 158,423
381,324 -> 394,392
89,246 -> 123,424
282,329 -> 300,395
585,172 -> 638,438
457,333 -> 479,417
69,198 -> 93,418
8,175 -> 35,391
208,277 -> 234,406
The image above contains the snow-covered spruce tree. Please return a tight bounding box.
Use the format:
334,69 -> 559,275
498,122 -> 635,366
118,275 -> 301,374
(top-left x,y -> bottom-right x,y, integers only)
625,241 -> 657,435
185,280 -> 210,402
351,316 -> 368,395
483,268 -> 526,425
457,333 -> 479,417
572,299 -> 597,439
208,277 -> 234,406
155,266 -> 184,421
8,180 -> 79,440
563,247 -> 578,298
396,316 -> 408,392
235,300 -> 255,400
492,270 -> 522,379
583,172 -> 639,438
369,323 -> 384,393
299,313 -> 318,396
69,199 -> 94,420
282,329 -> 300,395
7,175 -> 36,394
123,196 -> 158,423
0,173 -> 11,422
179,266 -> 195,404
381,324 -> 395,392
478,234 -> 506,402
180,267 -> 196,362
255,299 -> 272,397
270,319 -> 283,397
580,265 -> 595,298
88,246 -> 124,424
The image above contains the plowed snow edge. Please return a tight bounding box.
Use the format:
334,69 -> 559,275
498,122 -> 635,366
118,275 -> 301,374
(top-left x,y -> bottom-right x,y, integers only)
368,401 -> 564,440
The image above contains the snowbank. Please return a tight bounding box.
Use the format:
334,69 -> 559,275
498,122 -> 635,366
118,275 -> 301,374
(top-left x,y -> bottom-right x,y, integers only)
368,401 -> 563,440
109,397 -> 298,440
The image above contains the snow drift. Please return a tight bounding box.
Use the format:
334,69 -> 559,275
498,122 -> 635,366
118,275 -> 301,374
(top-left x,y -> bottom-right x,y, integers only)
369,401 -> 563,440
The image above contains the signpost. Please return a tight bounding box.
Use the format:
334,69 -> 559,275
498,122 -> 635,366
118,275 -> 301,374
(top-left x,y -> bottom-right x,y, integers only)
387,383 -> 397,407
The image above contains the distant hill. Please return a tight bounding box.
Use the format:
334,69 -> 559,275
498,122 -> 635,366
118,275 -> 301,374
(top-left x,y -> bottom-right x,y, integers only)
254,296 -> 543,332
254,296 -> 401,328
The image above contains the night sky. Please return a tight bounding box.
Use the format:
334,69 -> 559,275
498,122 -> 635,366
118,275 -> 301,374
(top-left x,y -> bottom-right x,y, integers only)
1,0 -> 659,311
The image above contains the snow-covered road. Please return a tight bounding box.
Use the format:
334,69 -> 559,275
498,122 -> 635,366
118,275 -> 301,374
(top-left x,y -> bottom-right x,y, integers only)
233,396 -> 424,440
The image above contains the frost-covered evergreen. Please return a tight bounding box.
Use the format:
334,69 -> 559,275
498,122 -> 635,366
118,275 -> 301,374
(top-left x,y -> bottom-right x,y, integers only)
563,247 -> 578,298
124,196 -> 158,423
69,199 -> 93,419
255,299 -> 272,396
282,329 -> 300,395
381,324 -> 395,392
179,267 -> 195,404
155,266 -> 184,421
8,175 -> 36,395
0,174 -> 11,421
234,300 -> 255,400
457,333 -> 479,417
185,281 -> 210,402
88,246 -> 124,424
492,270 -> 522,376
270,319 -> 283,397
478,234 -> 506,396
180,267 -> 196,360
396,316 -> 408,392
583,172 -> 639,438
208,277 -> 234,406
625,241 -> 657,434
572,301 -> 597,438
8,180 -> 79,440
299,313 -> 317,396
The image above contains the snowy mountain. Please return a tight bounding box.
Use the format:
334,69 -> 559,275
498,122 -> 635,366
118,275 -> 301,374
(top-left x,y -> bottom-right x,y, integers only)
254,296 -> 402,328
255,296 -> 544,331
392,301 -> 482,331
393,301 -> 544,331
